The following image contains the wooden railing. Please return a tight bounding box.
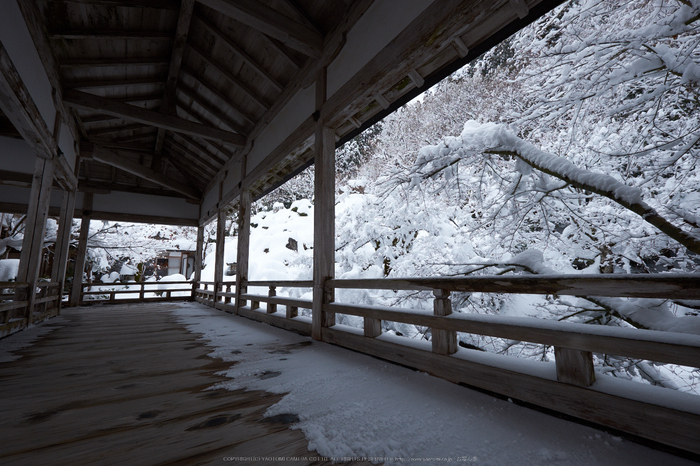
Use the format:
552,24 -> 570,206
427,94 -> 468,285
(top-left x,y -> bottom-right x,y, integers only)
1,281 -> 61,338
194,273 -> 700,455
78,280 -> 194,305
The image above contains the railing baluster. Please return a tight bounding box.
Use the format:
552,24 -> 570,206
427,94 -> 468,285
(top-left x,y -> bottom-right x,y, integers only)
225,284 -> 232,304
554,347 -> 595,387
432,289 -> 457,355
364,316 -> 381,338
287,305 -> 298,319
267,286 -> 276,314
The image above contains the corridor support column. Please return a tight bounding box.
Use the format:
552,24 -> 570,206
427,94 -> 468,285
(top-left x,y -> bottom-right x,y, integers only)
17,157 -> 54,322
51,189 -> 76,312
69,193 -> 92,307
312,68 -> 336,341
234,190 -> 251,313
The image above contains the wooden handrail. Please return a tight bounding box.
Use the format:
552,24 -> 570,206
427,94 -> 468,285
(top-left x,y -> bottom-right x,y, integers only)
0,281 -> 30,289
324,302 -> 700,368
247,280 -> 313,287
327,274 -> 700,299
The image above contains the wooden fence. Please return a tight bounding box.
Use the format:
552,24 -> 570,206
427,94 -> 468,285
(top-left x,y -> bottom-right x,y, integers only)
1,281 -> 61,338
78,280 -> 194,305
194,274 -> 700,456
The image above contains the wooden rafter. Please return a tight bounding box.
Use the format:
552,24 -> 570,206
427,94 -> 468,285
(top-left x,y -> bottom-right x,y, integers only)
53,0 -> 180,9
198,0 -> 322,58
180,65 -> 256,127
86,122 -> 148,136
165,143 -> 220,179
187,40 -> 270,112
194,14 -> 284,93
60,57 -> 170,68
64,77 -> 166,90
163,140 -> 219,177
50,30 -> 174,40
177,82 -> 248,135
64,89 -> 246,146
155,0 -> 196,154
86,144 -> 201,199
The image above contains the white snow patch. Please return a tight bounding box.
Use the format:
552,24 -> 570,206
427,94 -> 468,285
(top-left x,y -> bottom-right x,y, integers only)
170,303 -> 695,466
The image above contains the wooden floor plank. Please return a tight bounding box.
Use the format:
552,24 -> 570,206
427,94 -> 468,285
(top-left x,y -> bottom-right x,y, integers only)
0,303 -> 363,465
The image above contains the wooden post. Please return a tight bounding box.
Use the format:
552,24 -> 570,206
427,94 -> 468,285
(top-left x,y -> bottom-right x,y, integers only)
555,347 -> 596,387
213,204 -> 226,306
69,193 -> 92,307
287,305 -> 298,319
312,68 -> 335,341
267,286 -> 277,314
192,224 -> 204,298
432,289 -> 457,355
235,189 -> 251,313
51,189 -> 76,313
17,157 -> 55,323
139,282 -> 145,300
364,317 -> 382,338
224,284 -> 232,304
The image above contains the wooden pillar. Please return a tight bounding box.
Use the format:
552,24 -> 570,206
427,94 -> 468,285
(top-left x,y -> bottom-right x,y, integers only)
69,193 -> 92,307
192,223 -> 204,300
432,289 -> 457,355
17,157 -> 54,322
213,205 -> 226,306
51,189 -> 76,312
235,190 -> 251,313
312,68 -> 336,341
193,224 -> 204,283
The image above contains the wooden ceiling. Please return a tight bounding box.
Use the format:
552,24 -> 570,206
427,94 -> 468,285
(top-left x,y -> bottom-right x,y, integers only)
16,0 -> 561,208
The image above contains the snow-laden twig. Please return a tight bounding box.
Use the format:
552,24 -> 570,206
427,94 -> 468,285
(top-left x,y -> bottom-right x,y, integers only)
410,121 -> 700,255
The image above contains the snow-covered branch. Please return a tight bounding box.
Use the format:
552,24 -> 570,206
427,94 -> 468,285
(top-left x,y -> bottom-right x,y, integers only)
408,121 -> 700,255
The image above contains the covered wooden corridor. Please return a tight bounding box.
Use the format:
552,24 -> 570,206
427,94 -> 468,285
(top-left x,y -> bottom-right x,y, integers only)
1,0 -> 699,460
0,303 -> 364,465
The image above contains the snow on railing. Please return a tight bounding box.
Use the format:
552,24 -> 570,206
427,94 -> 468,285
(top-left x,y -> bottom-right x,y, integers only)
195,273 -> 700,455
79,280 -> 194,304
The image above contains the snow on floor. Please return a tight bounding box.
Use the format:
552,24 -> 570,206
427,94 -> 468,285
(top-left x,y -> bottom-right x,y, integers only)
171,302 -> 695,466
0,316 -> 65,363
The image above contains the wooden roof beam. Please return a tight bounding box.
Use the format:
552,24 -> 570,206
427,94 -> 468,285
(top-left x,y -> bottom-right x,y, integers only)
86,122 -> 148,137
60,57 -> 170,69
64,77 -> 166,90
197,0 -> 322,58
86,144 -> 201,199
177,82 -> 248,135
64,89 -> 246,146
50,30 -> 174,40
156,0 -> 196,154
187,40 -> 270,112
180,65 -> 256,127
194,14 -> 284,92
163,146 -> 212,185
163,139 -> 219,176
55,0 -> 180,9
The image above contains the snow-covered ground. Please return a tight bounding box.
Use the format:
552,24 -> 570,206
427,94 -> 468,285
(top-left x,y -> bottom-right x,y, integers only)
169,302 -> 695,466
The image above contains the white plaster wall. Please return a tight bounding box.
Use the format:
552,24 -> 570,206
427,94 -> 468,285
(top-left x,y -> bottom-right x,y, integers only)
0,2 -> 56,132
0,184 -> 62,213
221,162 -> 241,203
327,0 -> 434,97
246,84 -> 315,177
58,123 -> 77,170
200,182 -> 220,221
0,184 -> 31,206
0,136 -> 36,174
92,192 -> 199,220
